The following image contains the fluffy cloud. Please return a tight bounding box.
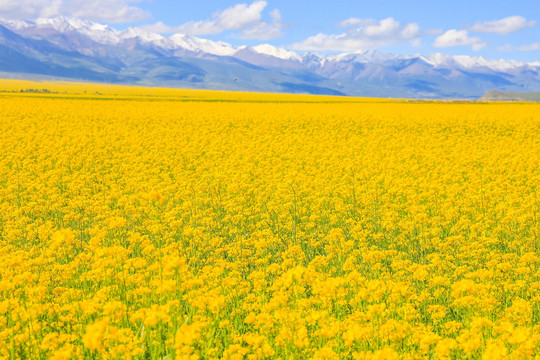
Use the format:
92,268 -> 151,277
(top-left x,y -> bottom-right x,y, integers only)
0,0 -> 149,23
143,1 -> 284,39
291,17 -> 420,51
178,1 -> 266,35
469,16 -> 536,35
0,0 -> 58,19
434,29 -> 486,51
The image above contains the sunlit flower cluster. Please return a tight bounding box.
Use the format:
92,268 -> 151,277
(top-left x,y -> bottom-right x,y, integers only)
0,83 -> 539,359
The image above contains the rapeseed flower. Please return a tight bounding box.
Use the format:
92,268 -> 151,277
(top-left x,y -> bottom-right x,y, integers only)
0,83 -> 539,358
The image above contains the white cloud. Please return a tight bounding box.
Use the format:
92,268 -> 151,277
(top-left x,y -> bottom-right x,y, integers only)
498,43 -> 540,51
519,43 -> 540,51
239,11 -> 284,40
0,0 -> 59,19
434,29 -> 486,51
0,0 -> 149,23
469,16 -> 536,35
205,0 -> 266,33
269,9 -> 281,22
291,17 -> 420,51
337,18 -> 375,28
65,0 -> 148,23
142,1 -> 284,39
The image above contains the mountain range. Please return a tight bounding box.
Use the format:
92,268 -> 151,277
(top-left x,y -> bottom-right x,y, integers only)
478,90 -> 540,102
2,17 -> 540,98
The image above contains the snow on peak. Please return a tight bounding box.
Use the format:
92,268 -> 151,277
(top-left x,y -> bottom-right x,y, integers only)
121,27 -> 164,43
3,16 -> 540,73
0,18 -> 33,31
33,17 -> 112,34
324,49 -> 404,64
252,44 -> 300,61
35,16 -> 76,32
2,16 -> 123,45
426,53 -> 527,71
169,34 -> 238,56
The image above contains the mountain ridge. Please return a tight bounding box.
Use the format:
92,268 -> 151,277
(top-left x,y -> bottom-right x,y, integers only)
478,90 -> 540,102
2,17 -> 540,98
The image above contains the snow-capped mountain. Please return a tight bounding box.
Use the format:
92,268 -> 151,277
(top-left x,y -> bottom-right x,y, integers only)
252,44 -> 301,61
1,16 -> 540,98
169,34 -> 238,56
4,17 -> 124,44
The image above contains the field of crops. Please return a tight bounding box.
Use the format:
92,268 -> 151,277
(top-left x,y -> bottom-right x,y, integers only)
0,80 -> 539,359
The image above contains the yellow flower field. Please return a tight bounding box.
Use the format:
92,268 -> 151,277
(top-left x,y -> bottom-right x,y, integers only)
0,81 -> 539,359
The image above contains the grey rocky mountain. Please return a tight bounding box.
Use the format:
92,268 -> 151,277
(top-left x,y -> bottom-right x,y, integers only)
2,17 -> 540,98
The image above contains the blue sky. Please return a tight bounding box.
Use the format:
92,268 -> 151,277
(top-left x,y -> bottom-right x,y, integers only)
1,0 -> 539,61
